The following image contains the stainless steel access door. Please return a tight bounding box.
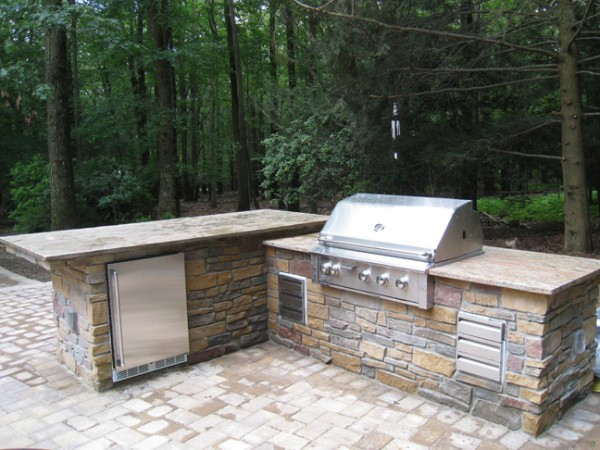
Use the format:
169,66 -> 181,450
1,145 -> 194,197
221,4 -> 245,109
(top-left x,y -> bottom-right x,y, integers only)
107,253 -> 189,379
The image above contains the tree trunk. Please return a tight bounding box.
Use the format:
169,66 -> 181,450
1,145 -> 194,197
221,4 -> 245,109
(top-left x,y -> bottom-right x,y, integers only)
557,0 -> 592,253
284,4 -> 297,90
224,0 -> 251,211
269,0 -> 278,88
69,0 -> 82,162
179,61 -> 191,201
147,0 -> 177,218
189,64 -> 200,202
208,0 -> 219,208
285,3 -> 301,212
45,0 -> 78,230
131,0 -> 149,166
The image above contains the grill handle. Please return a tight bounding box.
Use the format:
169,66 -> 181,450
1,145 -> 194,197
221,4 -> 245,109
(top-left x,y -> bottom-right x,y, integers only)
319,238 -> 434,262
109,269 -> 126,369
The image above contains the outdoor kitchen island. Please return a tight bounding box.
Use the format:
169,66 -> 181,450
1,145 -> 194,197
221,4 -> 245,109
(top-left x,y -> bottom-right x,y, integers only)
264,233 -> 600,437
0,210 -> 327,392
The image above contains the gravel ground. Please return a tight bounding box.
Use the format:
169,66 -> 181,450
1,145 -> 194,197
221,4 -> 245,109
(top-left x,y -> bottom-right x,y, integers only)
0,245 -> 50,282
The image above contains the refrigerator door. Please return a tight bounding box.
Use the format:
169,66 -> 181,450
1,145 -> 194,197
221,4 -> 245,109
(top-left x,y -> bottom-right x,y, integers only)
107,253 -> 189,377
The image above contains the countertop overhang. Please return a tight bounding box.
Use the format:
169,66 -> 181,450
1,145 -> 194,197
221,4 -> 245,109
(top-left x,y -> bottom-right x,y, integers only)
263,234 -> 600,296
0,210 -> 328,265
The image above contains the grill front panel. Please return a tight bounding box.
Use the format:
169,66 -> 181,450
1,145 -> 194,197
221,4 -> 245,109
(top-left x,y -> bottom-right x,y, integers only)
312,253 -> 433,309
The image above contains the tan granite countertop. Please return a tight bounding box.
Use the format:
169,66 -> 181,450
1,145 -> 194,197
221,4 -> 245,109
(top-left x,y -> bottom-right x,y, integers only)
0,210 -> 327,264
263,234 -> 600,295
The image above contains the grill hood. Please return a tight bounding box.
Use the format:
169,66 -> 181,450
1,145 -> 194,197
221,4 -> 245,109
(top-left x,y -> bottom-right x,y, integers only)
317,193 -> 483,265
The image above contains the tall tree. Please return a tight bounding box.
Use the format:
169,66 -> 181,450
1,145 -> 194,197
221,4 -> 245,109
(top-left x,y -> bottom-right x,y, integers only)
294,0 -> 595,254
224,0 -> 252,211
284,3 -> 300,212
130,0 -> 149,166
147,0 -> 177,217
284,3 -> 296,90
557,0 -> 592,253
44,0 -> 78,230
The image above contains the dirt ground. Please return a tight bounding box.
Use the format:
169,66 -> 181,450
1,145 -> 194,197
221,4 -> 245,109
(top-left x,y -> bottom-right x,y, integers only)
1,194 -> 599,283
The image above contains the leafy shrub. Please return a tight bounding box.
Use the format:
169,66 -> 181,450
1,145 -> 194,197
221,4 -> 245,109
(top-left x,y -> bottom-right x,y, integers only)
76,156 -> 155,225
262,102 -> 366,211
9,154 -> 51,232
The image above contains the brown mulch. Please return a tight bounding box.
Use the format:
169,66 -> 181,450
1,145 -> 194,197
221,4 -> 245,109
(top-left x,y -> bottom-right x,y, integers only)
1,193 -> 598,283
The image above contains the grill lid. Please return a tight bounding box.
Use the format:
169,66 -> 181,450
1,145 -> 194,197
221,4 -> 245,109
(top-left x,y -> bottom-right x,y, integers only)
318,193 -> 483,264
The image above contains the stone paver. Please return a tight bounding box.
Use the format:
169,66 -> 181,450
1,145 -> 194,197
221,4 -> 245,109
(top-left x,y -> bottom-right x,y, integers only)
0,280 -> 599,449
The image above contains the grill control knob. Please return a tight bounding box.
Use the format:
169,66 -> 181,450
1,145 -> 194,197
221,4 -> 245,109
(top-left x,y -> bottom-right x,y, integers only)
358,270 -> 370,282
329,264 -> 340,276
395,276 -> 409,289
376,273 -> 389,285
320,262 -> 332,275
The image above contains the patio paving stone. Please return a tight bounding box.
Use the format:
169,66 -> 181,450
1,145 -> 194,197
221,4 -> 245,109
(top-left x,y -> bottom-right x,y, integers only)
0,280 -> 599,449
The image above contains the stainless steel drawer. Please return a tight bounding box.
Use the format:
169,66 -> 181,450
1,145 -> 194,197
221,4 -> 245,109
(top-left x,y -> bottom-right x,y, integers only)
457,312 -> 505,383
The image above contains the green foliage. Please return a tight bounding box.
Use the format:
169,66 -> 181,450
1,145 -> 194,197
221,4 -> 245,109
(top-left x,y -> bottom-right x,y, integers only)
262,97 -> 366,210
478,193 -> 567,223
1,0 -> 598,239
76,157 -> 156,225
9,154 -> 51,232
477,191 -> 598,223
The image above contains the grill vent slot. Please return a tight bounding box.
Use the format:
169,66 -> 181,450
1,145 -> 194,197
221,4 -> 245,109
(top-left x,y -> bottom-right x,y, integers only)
112,353 -> 187,382
278,273 -> 307,325
456,312 -> 505,383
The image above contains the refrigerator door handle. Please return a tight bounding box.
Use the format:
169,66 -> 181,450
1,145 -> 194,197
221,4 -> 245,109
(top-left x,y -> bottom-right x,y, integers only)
109,269 -> 126,368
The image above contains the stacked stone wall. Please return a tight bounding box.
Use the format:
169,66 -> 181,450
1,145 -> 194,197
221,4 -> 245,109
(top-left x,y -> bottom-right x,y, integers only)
267,247 -> 599,436
185,236 -> 270,364
50,229 -> 315,391
51,249 -> 151,391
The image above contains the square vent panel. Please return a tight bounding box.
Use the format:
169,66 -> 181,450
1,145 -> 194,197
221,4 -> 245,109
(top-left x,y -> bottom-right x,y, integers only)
457,312 -> 506,383
278,273 -> 307,325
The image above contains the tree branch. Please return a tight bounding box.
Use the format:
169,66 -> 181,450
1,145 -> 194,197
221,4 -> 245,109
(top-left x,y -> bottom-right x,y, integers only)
567,0 -> 594,50
488,148 -> 564,161
498,120 -> 561,142
389,64 -> 557,75
369,75 -> 558,99
292,0 -> 558,59
577,70 -> 600,77
578,54 -> 600,64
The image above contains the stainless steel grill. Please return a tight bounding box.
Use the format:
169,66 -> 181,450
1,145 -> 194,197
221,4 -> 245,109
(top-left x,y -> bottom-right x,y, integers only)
311,194 -> 483,309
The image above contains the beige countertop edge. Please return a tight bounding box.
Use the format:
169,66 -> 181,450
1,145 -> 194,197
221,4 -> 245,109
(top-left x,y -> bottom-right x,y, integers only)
263,236 -> 600,296
0,211 -> 327,264
263,233 -> 320,253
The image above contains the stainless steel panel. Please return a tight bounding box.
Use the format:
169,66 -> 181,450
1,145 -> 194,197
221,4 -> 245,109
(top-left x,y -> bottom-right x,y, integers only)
318,194 -> 483,263
278,273 -> 307,324
457,339 -> 502,363
312,253 -> 433,308
107,253 -> 189,372
457,356 -> 502,382
456,312 -> 505,382
458,321 -> 503,343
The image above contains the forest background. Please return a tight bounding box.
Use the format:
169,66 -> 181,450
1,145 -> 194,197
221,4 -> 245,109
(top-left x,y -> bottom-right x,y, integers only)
1,0 -> 599,254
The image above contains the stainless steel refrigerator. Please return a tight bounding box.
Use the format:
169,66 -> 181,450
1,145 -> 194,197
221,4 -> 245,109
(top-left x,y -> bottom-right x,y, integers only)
107,253 -> 189,382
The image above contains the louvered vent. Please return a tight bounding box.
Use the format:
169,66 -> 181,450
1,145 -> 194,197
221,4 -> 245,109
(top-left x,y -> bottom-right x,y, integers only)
112,353 -> 188,382
278,273 -> 307,324
456,313 -> 505,383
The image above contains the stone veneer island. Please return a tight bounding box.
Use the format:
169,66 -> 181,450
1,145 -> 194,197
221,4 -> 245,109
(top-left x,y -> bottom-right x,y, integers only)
0,210 -> 327,391
1,211 -> 599,437
263,233 -> 600,437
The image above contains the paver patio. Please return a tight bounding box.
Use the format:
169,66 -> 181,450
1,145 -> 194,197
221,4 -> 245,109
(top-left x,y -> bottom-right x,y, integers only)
0,280 -> 599,449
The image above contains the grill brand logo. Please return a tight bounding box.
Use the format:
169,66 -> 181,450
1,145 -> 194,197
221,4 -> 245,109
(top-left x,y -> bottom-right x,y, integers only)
374,223 -> 385,232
